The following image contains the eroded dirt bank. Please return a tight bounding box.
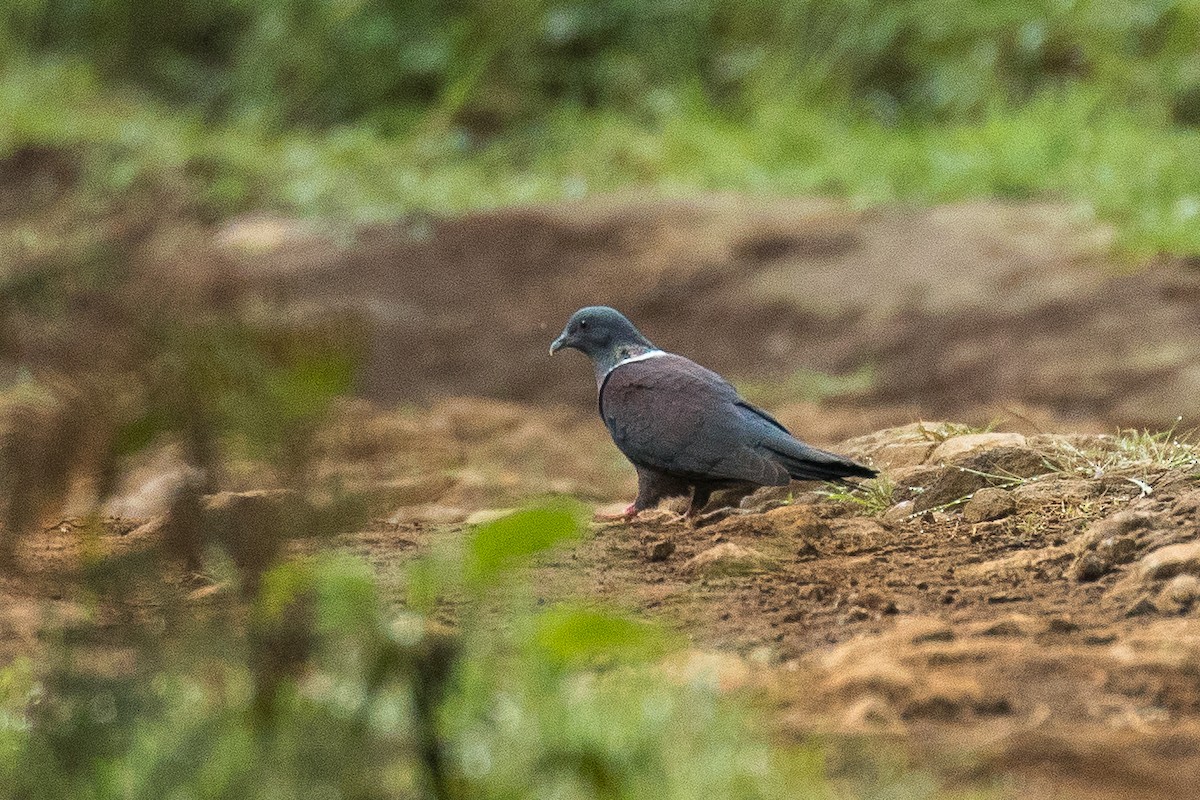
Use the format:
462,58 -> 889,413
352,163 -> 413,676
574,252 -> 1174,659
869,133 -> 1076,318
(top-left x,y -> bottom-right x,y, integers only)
222,196 -> 1200,427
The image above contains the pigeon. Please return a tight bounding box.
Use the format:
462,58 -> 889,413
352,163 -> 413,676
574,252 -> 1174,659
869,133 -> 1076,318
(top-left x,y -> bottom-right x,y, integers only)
550,306 -> 877,520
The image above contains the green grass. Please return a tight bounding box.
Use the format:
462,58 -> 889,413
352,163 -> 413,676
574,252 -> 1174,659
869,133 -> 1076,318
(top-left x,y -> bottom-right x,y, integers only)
1051,423 -> 1200,482
5,58 -> 1200,256
821,475 -> 897,516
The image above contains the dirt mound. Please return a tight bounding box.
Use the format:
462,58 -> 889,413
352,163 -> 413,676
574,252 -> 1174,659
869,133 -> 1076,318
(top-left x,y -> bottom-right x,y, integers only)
223,196 -> 1200,428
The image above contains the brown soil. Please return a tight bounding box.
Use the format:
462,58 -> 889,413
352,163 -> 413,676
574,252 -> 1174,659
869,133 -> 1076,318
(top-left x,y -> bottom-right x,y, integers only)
8,405 -> 1199,800
6,192 -> 1200,798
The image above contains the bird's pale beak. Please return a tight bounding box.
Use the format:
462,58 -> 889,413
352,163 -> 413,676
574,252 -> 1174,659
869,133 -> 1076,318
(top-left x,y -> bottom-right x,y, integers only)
549,332 -> 569,354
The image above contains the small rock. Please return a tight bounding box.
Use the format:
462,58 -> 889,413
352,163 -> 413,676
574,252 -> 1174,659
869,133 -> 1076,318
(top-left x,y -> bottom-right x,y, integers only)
914,468 -> 988,513
594,501 -> 631,518
1047,617 -> 1080,633
866,441 -> 936,470
216,213 -> 315,254
186,582 -> 229,602
911,627 -> 955,644
1073,552 -> 1111,582
979,615 -> 1034,636
388,504 -> 470,525
842,606 -> 871,623
1158,574 -> 1200,613
883,499 -> 916,523
840,695 -> 901,731
1096,535 -> 1138,565
930,432 -> 1027,462
915,447 -> 1050,513
647,539 -> 675,562
105,464 -> 204,519
840,422 -> 943,466
888,466 -> 946,502
1126,596 -> 1159,617
963,488 -> 1016,523
684,543 -> 772,577
986,592 -> 1030,604
1137,542 -> 1200,581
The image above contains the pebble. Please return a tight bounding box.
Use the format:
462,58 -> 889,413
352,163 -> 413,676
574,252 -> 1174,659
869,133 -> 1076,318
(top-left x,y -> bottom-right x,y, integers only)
883,500 -> 916,523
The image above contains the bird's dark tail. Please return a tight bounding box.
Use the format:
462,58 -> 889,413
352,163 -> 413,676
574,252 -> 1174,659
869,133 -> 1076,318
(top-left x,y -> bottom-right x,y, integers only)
737,401 -> 877,483
763,440 -> 877,483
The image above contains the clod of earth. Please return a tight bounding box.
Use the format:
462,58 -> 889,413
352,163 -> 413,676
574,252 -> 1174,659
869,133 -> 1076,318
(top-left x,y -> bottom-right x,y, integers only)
963,487 -> 1017,523
1072,552 -> 1111,582
914,445 -> 1053,513
1158,574 -> 1200,613
929,432 -> 1028,462
684,543 -> 774,577
1137,542 -> 1200,581
646,539 -> 675,562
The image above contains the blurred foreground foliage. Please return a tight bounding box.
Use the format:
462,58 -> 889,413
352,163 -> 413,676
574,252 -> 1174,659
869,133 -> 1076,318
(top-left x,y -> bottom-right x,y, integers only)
1,1 -> 1200,254
0,504 -> 843,799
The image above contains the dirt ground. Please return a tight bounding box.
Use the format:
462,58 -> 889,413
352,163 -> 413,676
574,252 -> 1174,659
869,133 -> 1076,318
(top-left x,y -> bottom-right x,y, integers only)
5,192 -> 1200,797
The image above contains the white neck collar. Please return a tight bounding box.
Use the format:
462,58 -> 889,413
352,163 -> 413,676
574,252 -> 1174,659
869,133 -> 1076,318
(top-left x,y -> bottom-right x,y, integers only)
606,349 -> 667,376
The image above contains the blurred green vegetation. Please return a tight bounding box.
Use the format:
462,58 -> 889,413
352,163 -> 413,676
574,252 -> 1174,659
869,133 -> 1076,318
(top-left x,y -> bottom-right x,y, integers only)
3,1 -> 1200,253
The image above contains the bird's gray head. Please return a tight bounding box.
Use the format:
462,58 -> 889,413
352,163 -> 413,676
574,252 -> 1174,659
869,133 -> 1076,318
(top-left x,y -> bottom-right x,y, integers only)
550,306 -> 657,379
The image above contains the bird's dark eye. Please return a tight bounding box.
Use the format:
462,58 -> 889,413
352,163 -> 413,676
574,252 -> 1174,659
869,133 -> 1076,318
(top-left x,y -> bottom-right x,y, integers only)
579,320 -> 588,329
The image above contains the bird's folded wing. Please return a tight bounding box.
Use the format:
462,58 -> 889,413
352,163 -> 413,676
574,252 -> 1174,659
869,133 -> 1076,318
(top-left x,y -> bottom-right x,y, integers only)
599,355 -> 790,486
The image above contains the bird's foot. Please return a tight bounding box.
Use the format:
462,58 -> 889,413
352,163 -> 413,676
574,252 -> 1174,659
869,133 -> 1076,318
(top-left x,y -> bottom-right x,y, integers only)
594,503 -> 639,523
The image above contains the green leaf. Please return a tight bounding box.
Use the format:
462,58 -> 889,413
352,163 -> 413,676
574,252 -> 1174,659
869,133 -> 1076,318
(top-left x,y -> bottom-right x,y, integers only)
257,560 -> 314,623
113,406 -> 175,457
312,556 -> 378,636
466,503 -> 583,586
534,605 -> 668,667
265,347 -> 357,423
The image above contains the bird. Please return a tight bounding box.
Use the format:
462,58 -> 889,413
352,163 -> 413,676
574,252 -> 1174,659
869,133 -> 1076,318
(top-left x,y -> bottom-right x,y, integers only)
550,306 -> 877,520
